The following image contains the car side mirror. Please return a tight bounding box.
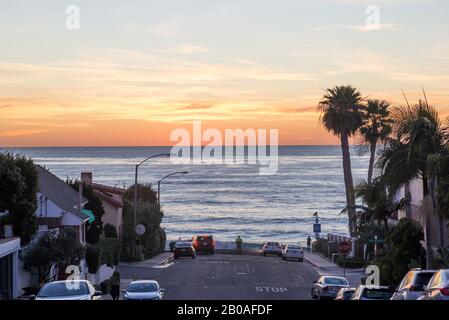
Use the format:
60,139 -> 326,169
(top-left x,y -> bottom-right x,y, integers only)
94,290 -> 103,296
160,288 -> 166,293
28,294 -> 36,300
121,289 -> 127,294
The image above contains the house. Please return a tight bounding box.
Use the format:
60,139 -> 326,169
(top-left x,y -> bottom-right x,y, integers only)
394,177 -> 449,249
34,165 -> 90,244
80,172 -> 124,238
0,236 -> 21,300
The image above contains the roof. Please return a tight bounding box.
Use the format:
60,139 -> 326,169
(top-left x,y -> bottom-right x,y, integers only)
87,183 -> 124,208
35,165 -> 89,221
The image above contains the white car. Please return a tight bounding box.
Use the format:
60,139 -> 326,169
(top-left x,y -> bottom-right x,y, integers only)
390,269 -> 435,300
419,269 -> 449,300
33,280 -> 102,300
122,280 -> 165,300
311,276 -> 349,300
262,242 -> 283,257
282,244 -> 304,262
351,285 -> 395,300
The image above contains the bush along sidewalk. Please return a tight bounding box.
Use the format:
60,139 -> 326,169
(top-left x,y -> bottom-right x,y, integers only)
336,256 -> 367,269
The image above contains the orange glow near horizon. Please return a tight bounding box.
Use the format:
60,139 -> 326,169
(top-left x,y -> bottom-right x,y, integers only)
1,2 -> 448,147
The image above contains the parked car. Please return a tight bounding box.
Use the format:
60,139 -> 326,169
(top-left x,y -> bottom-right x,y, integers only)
390,268 -> 436,300
32,280 -> 102,300
262,242 -> 283,257
192,235 -> 215,255
335,287 -> 356,300
122,280 -> 165,300
282,244 -> 304,262
311,276 -> 349,300
418,269 -> 449,300
174,241 -> 196,259
351,285 -> 395,300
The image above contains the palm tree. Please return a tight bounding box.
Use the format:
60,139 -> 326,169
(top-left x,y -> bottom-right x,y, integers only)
359,100 -> 393,184
378,99 -> 449,268
318,85 -> 364,236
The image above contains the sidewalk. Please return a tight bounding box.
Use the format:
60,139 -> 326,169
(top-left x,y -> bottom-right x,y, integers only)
118,251 -> 173,267
304,251 -> 365,287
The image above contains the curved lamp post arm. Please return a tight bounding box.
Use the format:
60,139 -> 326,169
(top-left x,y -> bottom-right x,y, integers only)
157,171 -> 188,205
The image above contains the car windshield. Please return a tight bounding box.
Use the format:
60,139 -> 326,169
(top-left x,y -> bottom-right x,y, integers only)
38,282 -> 89,297
128,282 -> 158,293
415,273 -> 435,286
343,291 -> 354,299
176,242 -> 191,248
287,245 -> 300,250
267,242 -> 280,247
362,288 -> 393,299
198,236 -> 212,242
324,278 -> 348,285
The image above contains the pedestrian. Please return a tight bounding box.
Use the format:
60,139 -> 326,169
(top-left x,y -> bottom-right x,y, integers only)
235,235 -> 243,254
306,236 -> 312,252
110,271 -> 121,301
169,240 -> 176,252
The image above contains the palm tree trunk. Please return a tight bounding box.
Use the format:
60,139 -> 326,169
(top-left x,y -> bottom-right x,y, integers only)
340,132 -> 356,237
367,139 -> 376,184
423,176 -> 433,269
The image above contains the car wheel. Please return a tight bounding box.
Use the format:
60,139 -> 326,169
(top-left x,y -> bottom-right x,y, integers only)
282,257 -> 286,260
299,258 -> 303,262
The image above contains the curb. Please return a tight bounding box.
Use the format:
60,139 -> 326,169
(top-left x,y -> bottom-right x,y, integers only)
159,254 -> 174,265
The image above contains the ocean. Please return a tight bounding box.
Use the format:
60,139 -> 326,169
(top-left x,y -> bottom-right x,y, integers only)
1,146 -> 369,243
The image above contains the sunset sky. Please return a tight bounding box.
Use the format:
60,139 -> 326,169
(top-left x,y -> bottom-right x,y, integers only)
1,0 -> 448,146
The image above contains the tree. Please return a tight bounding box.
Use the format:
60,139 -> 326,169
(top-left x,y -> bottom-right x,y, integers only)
0,153 -> 38,244
67,179 -> 105,244
23,229 -> 84,284
378,99 -> 449,268
318,85 -> 364,236
375,218 -> 424,285
104,223 -> 118,238
354,178 -> 401,231
359,99 -> 392,184
121,184 -> 165,261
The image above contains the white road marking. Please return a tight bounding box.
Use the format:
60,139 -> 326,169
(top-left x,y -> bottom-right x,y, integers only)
255,286 -> 288,293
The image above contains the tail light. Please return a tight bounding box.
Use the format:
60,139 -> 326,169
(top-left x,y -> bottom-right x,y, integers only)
440,287 -> 449,296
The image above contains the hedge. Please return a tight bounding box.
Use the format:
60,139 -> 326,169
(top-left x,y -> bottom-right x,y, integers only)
336,256 -> 366,268
85,238 -> 121,273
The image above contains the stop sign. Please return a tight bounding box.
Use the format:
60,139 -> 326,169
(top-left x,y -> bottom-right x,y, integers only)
338,241 -> 351,255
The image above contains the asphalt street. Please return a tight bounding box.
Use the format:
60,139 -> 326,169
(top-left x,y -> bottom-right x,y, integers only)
117,253 -> 319,300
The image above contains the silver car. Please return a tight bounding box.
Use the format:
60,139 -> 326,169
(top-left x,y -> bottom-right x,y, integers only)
419,269 -> 449,300
122,280 -> 165,300
311,276 -> 349,300
391,269 -> 435,300
351,285 -> 395,300
33,280 -> 102,300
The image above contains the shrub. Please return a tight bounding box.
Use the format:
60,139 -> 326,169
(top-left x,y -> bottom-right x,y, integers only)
374,218 -> 425,285
336,256 -> 366,268
85,245 -> 100,274
97,238 -> 121,266
104,223 -> 118,238
100,279 -> 111,294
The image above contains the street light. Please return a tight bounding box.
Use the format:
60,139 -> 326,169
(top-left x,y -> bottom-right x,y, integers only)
157,171 -> 189,205
133,153 -> 170,233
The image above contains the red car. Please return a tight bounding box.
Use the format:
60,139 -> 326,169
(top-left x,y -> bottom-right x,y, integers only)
192,235 -> 215,255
